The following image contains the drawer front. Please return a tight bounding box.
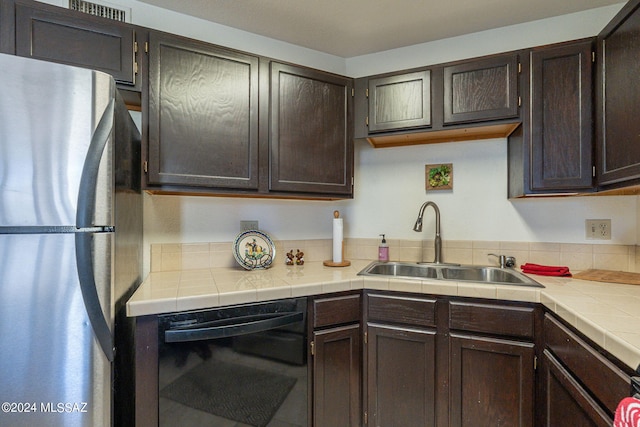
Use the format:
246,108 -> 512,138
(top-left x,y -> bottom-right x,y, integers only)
449,300 -> 535,339
544,314 -> 630,413
313,293 -> 361,328
367,293 -> 436,328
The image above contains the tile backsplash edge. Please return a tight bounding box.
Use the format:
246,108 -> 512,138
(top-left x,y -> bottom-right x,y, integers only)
150,238 -> 638,274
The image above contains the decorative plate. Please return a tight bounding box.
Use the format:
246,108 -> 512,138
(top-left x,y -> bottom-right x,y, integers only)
233,230 -> 276,270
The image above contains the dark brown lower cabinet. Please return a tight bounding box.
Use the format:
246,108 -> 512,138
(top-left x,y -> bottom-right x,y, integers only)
449,333 -> 535,427
364,292 -> 437,427
542,314 -> 632,426
310,292 -> 362,427
541,349 -> 611,427
312,324 -> 361,427
366,324 -> 436,427
128,294 -> 635,427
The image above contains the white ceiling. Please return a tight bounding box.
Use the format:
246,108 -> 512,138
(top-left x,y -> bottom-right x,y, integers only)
137,0 -> 623,57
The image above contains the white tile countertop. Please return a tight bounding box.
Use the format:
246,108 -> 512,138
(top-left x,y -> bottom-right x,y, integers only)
126,260 -> 640,370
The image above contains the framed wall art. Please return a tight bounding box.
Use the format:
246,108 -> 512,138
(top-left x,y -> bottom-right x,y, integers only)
425,163 -> 453,191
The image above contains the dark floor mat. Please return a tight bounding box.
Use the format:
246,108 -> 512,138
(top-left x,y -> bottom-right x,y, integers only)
160,360 -> 297,427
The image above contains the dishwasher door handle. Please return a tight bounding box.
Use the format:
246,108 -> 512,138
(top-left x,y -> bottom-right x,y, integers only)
164,311 -> 304,343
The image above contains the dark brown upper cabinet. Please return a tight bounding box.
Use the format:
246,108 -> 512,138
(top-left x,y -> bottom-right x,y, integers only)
530,41 -> 594,192
0,0 -> 14,54
13,0 -> 139,90
443,53 -> 520,125
146,31 -> 260,191
596,0 -> 640,188
146,44 -> 354,198
508,39 -> 595,198
354,53 -> 521,148
269,62 -> 354,196
367,70 -> 431,133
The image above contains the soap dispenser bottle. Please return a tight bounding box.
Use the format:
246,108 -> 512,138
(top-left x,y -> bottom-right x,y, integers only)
378,234 -> 389,262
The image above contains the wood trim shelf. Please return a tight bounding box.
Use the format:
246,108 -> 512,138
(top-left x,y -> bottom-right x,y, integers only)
365,122 -> 521,148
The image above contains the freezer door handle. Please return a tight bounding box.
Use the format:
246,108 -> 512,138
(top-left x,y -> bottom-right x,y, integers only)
75,232 -> 114,362
76,96 -> 114,229
164,311 -> 304,343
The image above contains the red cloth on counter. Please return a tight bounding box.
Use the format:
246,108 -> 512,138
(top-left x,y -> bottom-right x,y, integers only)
614,397 -> 640,427
520,263 -> 572,277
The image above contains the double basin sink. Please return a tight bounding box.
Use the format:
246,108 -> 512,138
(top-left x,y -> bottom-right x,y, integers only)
358,261 -> 544,288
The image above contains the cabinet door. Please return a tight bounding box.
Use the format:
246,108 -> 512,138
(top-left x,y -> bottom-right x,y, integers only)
0,0 -> 14,54
367,324 -> 436,427
444,53 -> 519,124
530,41 -> 594,191
313,324 -> 361,427
147,32 -> 259,189
449,333 -> 535,427
544,314 -> 631,415
367,70 -> 431,132
270,62 -> 353,196
14,1 -> 137,88
596,0 -> 640,186
541,350 -> 612,427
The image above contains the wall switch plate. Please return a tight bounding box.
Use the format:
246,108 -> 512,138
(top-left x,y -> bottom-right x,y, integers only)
585,219 -> 611,240
240,220 -> 259,231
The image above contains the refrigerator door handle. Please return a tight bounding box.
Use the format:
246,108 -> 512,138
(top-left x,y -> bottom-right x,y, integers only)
75,232 -> 114,362
74,96 -> 116,362
76,96 -> 115,229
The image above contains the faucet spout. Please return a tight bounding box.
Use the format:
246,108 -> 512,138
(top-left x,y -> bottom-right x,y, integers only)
413,201 -> 442,264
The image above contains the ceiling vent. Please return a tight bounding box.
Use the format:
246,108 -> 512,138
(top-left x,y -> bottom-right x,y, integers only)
69,0 -> 130,22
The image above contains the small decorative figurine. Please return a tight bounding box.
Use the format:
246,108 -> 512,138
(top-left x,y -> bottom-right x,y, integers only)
295,249 -> 305,265
285,250 -> 295,266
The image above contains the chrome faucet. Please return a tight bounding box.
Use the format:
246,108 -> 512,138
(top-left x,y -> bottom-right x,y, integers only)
488,253 -> 516,268
413,201 -> 442,264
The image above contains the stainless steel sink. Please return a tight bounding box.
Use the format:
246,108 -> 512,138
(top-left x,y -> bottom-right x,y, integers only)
358,261 -> 544,287
364,262 -> 438,279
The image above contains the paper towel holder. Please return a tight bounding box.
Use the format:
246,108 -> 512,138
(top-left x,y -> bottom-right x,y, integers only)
324,210 -> 351,267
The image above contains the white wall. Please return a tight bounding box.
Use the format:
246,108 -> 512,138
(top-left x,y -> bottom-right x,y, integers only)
35,0 -> 637,273
348,139 -> 637,243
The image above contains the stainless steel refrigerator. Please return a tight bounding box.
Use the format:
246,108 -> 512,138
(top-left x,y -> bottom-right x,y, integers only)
0,53 -> 142,426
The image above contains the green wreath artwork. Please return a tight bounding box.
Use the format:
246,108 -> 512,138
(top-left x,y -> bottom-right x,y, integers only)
426,163 -> 453,190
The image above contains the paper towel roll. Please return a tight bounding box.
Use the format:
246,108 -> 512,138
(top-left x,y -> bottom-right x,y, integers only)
332,212 -> 343,263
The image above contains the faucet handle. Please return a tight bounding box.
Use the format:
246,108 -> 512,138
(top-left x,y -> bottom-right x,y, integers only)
488,253 -> 515,268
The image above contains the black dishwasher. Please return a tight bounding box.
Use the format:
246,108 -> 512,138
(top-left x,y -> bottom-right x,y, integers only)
158,297 -> 308,427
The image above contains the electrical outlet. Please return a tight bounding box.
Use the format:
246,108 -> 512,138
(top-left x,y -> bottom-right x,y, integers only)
585,219 -> 611,240
240,220 -> 259,231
